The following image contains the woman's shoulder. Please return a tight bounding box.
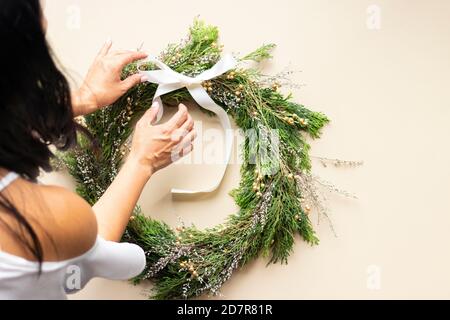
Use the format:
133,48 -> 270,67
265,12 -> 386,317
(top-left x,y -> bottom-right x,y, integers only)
33,183 -> 99,261
0,178 -> 98,262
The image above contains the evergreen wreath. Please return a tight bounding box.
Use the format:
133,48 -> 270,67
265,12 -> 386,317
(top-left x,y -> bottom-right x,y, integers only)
60,20 -> 359,299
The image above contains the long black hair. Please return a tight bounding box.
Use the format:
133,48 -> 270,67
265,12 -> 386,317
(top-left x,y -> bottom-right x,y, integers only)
0,0 -> 78,266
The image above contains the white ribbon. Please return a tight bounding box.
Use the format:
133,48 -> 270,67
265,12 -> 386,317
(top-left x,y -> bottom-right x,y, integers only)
138,54 -> 237,194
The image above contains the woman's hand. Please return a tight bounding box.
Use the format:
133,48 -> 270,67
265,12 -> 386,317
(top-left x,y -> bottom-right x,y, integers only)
93,101 -> 195,241
128,102 -> 196,178
73,40 -> 148,117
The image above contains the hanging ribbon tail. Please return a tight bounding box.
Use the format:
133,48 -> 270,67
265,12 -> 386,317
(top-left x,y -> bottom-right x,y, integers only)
137,54 -> 237,195
171,86 -> 233,195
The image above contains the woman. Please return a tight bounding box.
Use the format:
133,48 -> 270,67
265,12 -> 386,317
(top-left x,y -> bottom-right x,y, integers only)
0,0 -> 195,299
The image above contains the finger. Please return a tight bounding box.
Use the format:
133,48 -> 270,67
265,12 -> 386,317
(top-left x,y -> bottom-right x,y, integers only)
180,144 -> 194,157
121,73 -> 147,91
172,144 -> 194,162
172,120 -> 195,144
179,113 -> 194,133
110,49 -> 144,56
98,38 -> 112,57
171,114 -> 194,143
178,129 -> 197,149
139,102 -> 160,126
117,51 -> 148,69
165,104 -> 188,131
112,50 -> 134,56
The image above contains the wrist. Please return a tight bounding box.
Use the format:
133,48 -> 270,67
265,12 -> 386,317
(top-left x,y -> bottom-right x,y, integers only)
125,153 -> 154,181
73,85 -> 98,117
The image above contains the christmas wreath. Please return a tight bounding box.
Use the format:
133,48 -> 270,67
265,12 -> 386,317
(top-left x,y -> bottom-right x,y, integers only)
61,20 -> 358,299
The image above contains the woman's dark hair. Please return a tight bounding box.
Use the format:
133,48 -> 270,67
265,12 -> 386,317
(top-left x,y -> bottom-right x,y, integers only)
0,0 -> 78,268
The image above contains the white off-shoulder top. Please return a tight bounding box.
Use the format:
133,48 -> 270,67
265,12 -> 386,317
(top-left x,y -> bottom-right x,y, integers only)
0,172 -> 146,300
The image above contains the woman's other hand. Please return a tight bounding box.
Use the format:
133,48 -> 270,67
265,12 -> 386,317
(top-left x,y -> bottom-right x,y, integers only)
73,40 -> 148,116
128,102 -> 196,177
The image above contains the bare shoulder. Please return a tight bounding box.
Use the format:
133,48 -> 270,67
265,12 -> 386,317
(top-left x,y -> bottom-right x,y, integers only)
0,179 -> 98,261
35,184 -> 98,260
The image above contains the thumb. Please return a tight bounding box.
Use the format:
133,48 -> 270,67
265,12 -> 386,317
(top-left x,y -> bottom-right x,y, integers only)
122,74 -> 147,91
141,102 -> 160,125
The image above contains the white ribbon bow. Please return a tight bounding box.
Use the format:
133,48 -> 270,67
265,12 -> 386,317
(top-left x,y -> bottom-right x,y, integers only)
138,54 -> 237,194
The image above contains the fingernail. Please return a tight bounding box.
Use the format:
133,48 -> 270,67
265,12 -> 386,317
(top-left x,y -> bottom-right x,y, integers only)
140,75 -> 149,83
105,37 -> 112,45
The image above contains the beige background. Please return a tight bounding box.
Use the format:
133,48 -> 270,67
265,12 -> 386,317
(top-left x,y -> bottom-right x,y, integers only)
40,0 -> 450,299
